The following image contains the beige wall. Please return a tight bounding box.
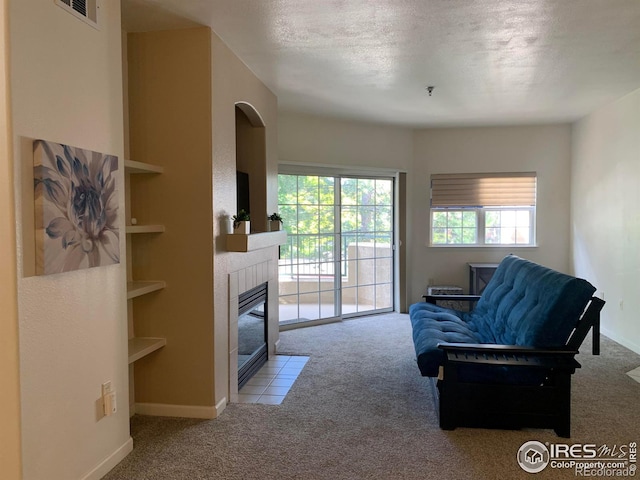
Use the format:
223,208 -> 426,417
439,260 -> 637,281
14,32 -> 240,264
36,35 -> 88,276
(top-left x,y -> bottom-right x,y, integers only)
278,115 -> 573,304
572,87 -> 640,354
123,25 -> 279,416
411,125 -> 573,301
10,0 -> 131,478
278,112 -> 413,171
0,0 -> 22,477
235,106 -> 267,232
211,30 -> 279,406
127,27 -> 215,411
278,112 -> 413,311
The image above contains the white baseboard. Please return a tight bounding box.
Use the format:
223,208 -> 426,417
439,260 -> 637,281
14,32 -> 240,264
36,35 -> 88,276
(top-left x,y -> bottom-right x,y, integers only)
601,328 -> 640,356
215,397 -> 227,417
135,398 -> 227,419
80,436 -> 133,480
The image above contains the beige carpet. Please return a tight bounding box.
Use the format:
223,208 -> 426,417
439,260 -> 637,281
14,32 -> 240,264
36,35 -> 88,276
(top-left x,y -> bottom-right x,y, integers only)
104,313 -> 640,479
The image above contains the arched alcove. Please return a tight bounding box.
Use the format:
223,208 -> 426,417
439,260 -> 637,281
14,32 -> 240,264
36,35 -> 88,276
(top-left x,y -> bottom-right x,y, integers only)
235,102 -> 267,232
236,101 -> 266,127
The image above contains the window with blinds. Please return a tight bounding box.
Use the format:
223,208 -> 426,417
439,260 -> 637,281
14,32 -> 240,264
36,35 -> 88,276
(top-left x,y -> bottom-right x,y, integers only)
430,172 -> 537,246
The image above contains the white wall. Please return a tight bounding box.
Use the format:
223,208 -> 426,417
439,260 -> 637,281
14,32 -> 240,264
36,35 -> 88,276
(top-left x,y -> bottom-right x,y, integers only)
10,0 -> 131,478
411,125 -> 573,302
572,88 -> 640,354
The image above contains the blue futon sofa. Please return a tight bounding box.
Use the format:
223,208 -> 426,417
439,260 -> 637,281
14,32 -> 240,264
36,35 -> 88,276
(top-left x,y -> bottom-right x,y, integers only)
409,254 -> 604,436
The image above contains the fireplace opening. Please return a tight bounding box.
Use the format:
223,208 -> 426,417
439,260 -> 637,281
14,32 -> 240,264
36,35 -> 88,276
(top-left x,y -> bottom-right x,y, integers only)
238,282 -> 268,389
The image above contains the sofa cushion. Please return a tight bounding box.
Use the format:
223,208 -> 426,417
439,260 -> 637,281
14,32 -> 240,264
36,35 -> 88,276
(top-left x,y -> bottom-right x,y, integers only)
410,303 -> 480,377
467,255 -> 596,347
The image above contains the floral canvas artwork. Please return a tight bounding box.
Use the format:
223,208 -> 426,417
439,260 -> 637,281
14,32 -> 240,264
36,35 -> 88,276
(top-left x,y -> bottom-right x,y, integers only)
34,140 -> 120,275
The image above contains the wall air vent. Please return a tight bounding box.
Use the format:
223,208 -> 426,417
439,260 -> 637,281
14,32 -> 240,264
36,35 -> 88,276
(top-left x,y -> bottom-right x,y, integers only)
55,0 -> 100,30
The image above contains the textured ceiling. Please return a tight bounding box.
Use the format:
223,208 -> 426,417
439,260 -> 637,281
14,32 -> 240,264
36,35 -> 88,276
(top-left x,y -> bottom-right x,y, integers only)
121,0 -> 640,127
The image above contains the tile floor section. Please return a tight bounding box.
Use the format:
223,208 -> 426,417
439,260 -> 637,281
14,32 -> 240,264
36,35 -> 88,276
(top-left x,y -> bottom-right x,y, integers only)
238,355 -> 309,405
627,366 -> 640,384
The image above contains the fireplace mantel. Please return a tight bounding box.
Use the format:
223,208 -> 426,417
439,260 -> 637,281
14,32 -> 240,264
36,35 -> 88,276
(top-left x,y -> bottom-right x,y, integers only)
226,231 -> 287,252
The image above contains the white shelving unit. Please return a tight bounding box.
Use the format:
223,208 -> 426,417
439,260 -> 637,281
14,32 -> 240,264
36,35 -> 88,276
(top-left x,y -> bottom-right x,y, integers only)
125,159 -> 166,364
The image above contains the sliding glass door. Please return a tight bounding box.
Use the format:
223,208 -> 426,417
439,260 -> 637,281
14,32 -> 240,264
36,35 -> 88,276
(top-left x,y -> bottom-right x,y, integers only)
278,175 -> 338,324
278,173 -> 394,326
340,177 -> 394,315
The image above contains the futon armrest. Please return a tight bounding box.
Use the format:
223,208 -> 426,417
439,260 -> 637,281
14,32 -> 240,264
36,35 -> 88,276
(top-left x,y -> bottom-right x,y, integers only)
423,294 -> 481,304
437,342 -> 578,356
437,342 -> 580,369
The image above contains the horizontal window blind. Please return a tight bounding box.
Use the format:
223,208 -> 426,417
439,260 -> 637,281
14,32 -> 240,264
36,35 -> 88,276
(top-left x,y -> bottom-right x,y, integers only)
431,172 -> 536,208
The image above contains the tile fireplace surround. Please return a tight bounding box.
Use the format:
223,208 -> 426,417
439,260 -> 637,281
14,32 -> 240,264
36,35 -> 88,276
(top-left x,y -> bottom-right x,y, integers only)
228,259 -> 278,403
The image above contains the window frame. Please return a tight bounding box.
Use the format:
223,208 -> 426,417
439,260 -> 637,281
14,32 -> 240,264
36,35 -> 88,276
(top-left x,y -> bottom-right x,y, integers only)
429,172 -> 537,248
430,206 -> 537,247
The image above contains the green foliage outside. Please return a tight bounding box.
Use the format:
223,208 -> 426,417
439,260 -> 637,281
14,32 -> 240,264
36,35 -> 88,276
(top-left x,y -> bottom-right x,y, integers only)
278,175 -> 393,268
432,209 -> 532,245
432,210 -> 476,244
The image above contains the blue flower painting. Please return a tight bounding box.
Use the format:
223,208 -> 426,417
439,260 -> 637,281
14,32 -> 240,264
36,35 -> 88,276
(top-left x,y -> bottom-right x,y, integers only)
34,140 -> 119,275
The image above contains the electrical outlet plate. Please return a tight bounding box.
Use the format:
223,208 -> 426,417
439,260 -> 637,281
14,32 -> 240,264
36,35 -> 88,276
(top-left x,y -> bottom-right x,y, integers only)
103,391 -> 117,416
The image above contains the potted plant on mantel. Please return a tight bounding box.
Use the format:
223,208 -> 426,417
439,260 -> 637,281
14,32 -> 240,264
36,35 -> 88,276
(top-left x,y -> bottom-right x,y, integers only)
268,212 -> 283,231
232,209 -> 251,234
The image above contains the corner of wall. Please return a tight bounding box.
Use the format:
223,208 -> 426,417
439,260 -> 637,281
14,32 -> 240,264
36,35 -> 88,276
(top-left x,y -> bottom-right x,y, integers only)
0,0 -> 23,477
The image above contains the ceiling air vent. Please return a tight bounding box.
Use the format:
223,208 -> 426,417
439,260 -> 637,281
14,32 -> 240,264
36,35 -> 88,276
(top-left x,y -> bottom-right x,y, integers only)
55,0 -> 100,29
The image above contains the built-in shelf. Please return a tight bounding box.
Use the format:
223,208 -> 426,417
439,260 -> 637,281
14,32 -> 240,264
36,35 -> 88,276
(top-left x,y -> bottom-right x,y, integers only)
226,230 -> 287,252
128,337 -> 167,364
127,280 -> 167,299
126,224 -> 165,234
124,159 -> 164,174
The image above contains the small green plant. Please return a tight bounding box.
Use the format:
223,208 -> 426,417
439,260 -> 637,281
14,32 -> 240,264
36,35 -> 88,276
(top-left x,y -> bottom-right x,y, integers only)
268,212 -> 283,223
232,209 -> 250,229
